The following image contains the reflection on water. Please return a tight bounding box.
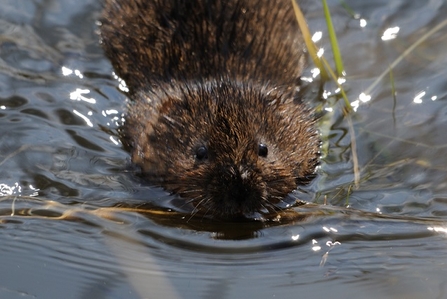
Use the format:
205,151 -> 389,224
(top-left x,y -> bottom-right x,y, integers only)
1,0 -> 447,298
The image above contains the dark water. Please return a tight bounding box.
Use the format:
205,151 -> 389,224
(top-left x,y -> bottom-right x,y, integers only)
1,0 -> 447,298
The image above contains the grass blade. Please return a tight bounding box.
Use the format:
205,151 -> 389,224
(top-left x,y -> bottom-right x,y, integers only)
322,0 -> 344,77
291,0 -> 328,80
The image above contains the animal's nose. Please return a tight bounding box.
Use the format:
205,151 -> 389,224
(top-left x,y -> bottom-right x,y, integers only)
223,165 -> 257,202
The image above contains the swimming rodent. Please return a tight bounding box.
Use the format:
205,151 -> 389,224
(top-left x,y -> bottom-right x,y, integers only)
100,0 -> 320,219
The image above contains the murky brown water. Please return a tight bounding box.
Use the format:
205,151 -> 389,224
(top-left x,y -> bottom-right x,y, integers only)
1,0 -> 447,298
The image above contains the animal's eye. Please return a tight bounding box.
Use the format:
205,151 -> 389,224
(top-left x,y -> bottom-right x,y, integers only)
258,143 -> 268,157
195,146 -> 208,161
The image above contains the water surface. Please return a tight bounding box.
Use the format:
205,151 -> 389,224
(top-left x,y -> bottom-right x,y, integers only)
1,0 -> 447,298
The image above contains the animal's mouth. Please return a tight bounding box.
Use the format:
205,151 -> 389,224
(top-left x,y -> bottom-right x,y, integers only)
189,192 -> 302,220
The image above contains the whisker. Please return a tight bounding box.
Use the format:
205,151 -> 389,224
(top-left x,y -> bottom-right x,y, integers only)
187,196 -> 211,220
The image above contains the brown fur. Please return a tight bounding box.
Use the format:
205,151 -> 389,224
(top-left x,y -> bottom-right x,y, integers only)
100,0 -> 320,218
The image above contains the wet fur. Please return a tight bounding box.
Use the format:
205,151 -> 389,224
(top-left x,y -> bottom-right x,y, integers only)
100,0 -> 320,218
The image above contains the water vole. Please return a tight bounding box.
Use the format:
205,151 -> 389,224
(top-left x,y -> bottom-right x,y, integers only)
100,0 -> 320,218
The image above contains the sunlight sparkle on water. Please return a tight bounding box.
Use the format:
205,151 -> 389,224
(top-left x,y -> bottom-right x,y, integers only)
0,183 -> 16,196
323,226 -> 338,233
62,66 -> 72,76
317,48 -> 325,58
62,66 -> 84,79
337,77 -> 346,84
70,88 -> 96,104
110,136 -> 120,145
74,70 -> 84,79
360,19 -> 367,27
73,110 -> 93,127
414,91 -> 426,104
326,241 -> 341,247
0,183 -> 39,197
291,234 -> 299,241
312,31 -> 322,42
311,68 -> 320,78
351,92 -> 371,111
113,72 -> 129,92
359,92 -> 371,103
381,26 -> 400,41
311,239 -> 321,251
322,90 -> 331,100
301,76 -> 313,83
102,109 -> 119,117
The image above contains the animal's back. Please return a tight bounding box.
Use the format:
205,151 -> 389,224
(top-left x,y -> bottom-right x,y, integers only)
100,0 -> 306,91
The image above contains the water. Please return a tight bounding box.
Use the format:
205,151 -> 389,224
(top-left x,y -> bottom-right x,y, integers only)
1,0 -> 447,298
